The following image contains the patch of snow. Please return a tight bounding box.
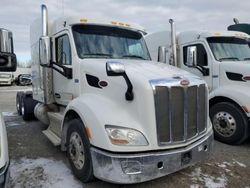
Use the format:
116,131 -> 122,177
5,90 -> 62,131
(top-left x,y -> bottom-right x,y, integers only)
2,112 -> 17,117
204,175 -> 227,188
190,184 -> 199,188
222,162 -> 233,166
190,167 -> 227,188
233,159 -> 246,168
217,163 -> 226,168
10,158 -> 82,188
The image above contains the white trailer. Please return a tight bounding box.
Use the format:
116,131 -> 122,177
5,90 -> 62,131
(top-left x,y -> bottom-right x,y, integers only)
146,19 -> 250,145
0,28 -> 17,187
16,5 -> 213,183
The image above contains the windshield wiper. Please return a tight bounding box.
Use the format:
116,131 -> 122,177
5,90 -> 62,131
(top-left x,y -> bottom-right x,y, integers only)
83,53 -> 113,58
218,57 -> 239,61
122,55 -> 146,60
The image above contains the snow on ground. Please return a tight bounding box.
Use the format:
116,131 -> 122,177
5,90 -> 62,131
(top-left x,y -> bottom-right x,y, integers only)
190,167 -> 227,188
10,158 -> 82,188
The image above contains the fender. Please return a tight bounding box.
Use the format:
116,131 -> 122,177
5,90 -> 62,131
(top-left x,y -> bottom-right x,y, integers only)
61,94 -> 148,152
210,85 -> 250,117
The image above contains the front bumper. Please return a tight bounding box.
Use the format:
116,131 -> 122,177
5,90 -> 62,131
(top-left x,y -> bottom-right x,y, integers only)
0,80 -> 11,85
91,129 -> 213,184
0,161 -> 10,188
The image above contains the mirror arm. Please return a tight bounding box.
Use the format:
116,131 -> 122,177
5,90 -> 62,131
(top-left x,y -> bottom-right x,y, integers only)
196,65 -> 209,76
122,73 -> 134,101
50,61 -> 72,79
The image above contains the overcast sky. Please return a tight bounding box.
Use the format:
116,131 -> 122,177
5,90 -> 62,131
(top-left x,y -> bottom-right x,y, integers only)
1,0 -> 249,61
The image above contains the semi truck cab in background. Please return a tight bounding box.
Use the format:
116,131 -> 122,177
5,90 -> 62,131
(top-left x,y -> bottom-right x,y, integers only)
146,19 -> 250,145
0,28 -> 17,187
16,5 -> 213,184
0,72 -> 14,86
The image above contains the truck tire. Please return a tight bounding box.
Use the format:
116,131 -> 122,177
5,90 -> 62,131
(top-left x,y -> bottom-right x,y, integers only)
16,92 -> 23,115
21,94 -> 38,121
66,119 -> 94,183
210,102 -> 249,145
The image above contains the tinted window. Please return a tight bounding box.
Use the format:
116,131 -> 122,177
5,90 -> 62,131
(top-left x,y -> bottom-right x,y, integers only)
183,44 -> 208,66
56,35 -> 72,65
72,25 -> 150,60
207,37 -> 250,61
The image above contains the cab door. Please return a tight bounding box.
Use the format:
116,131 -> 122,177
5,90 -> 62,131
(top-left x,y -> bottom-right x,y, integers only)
180,43 -> 213,91
52,32 -> 75,106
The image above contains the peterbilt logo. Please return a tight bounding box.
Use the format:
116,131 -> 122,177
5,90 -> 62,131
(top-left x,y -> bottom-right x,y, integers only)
180,79 -> 190,86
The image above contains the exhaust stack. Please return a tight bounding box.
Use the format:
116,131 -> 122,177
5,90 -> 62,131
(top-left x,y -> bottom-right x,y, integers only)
169,19 -> 177,67
233,18 -> 239,24
41,4 -> 48,36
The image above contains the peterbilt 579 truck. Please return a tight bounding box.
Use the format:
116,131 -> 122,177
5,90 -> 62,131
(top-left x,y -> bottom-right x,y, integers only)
0,28 -> 17,187
16,5 -> 213,183
146,19 -> 250,145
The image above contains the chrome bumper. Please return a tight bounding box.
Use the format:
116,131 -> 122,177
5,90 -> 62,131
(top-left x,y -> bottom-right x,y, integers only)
91,129 -> 213,184
0,161 -> 9,188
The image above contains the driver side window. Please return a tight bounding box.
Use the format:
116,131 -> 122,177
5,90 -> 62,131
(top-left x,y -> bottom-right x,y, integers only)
56,35 -> 72,65
183,44 -> 208,66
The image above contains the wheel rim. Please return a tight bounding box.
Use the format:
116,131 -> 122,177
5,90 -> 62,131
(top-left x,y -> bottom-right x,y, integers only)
213,111 -> 236,137
21,100 -> 24,115
69,132 -> 85,170
16,99 -> 20,112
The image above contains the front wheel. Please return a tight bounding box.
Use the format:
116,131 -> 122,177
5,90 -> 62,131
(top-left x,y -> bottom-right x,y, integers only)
210,102 -> 249,145
67,119 -> 94,183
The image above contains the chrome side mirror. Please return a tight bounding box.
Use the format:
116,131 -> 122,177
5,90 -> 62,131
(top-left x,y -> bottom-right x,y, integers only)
186,46 -> 197,67
158,46 -> 167,63
0,29 -> 17,72
106,61 -> 125,76
39,36 -> 50,66
106,61 -> 134,101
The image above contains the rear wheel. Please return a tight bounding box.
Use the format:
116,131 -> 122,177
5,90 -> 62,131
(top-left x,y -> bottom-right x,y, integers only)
16,92 -> 23,115
210,102 -> 249,144
21,93 -> 38,121
67,119 -> 94,183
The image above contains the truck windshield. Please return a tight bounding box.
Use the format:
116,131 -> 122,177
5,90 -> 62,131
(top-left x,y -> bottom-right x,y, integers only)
207,37 -> 250,61
72,25 -> 150,60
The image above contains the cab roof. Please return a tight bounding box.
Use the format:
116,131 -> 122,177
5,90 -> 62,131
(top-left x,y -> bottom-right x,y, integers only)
178,30 -> 250,44
50,17 -> 147,35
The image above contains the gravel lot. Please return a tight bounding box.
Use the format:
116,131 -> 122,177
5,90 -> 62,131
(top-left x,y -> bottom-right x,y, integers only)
0,85 -> 250,188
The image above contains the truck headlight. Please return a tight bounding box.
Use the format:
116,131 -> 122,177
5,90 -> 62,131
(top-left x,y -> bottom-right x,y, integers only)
105,125 -> 148,146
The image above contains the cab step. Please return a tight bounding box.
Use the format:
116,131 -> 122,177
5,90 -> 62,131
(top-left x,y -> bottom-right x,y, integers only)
42,112 -> 64,146
42,129 -> 61,146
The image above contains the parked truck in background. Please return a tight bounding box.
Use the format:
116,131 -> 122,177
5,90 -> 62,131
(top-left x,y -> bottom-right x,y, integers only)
0,72 -> 14,86
228,18 -> 250,39
16,5 -> 213,183
146,19 -> 250,145
0,28 -> 17,187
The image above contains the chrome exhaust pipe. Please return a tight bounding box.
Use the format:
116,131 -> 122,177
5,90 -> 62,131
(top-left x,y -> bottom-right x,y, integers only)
41,4 -> 48,36
169,19 -> 177,66
233,18 -> 239,24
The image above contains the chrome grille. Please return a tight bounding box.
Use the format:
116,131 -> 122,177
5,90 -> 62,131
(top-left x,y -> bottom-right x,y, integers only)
153,82 -> 207,146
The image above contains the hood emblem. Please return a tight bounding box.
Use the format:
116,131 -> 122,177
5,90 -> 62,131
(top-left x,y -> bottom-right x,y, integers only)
180,79 -> 190,86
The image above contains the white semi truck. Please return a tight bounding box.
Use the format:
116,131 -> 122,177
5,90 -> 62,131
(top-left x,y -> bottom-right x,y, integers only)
146,19 -> 250,145
0,72 -> 14,86
0,28 -> 17,187
16,5 -> 213,183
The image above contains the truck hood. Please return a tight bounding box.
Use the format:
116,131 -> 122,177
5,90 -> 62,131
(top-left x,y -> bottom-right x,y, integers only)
220,60 -> 250,78
80,59 -> 200,81
219,60 -> 250,87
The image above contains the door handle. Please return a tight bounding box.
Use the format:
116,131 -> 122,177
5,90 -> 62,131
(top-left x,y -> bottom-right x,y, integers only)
54,93 -> 61,99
